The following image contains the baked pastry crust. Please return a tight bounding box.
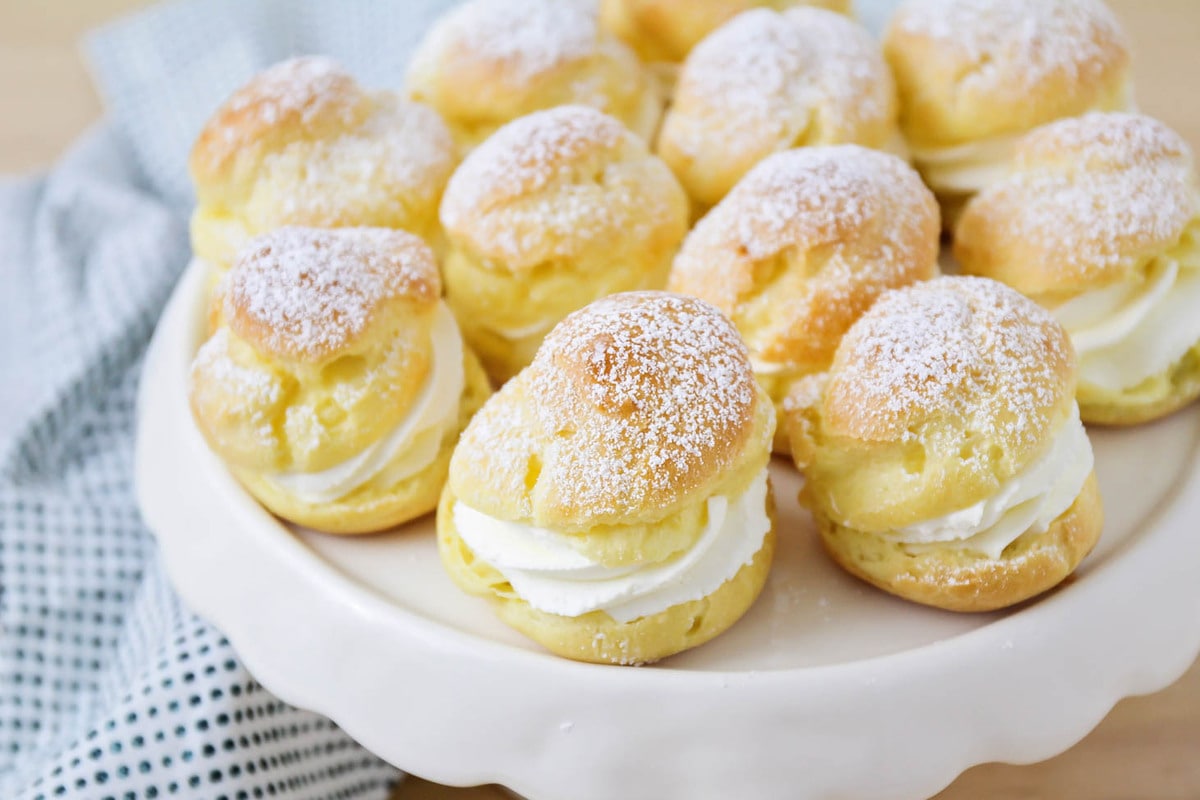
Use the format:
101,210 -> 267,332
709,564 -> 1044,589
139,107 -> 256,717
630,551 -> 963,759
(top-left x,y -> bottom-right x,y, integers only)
440,291 -> 776,663
956,113 -> 1200,424
657,7 -> 899,210
785,277 -> 1099,611
884,0 -> 1131,150
786,276 -> 1077,532
817,472 -> 1102,613
598,0 -> 851,64
406,0 -> 661,151
190,227 -> 490,533
669,145 -> 939,452
190,57 -> 457,271
439,106 -> 689,384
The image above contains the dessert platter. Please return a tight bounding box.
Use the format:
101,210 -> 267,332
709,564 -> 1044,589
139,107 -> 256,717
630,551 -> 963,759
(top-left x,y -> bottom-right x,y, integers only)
135,0 -> 1200,797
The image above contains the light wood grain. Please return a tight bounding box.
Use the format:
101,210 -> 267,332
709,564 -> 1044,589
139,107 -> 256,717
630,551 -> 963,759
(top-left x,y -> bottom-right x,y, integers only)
2,2 -> 1197,798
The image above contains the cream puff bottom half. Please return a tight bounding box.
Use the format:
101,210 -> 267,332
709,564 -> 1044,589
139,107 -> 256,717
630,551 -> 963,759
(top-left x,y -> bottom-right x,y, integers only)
1078,341 -> 1200,426
437,485 -> 776,665
236,347 -> 491,534
817,472 -> 1103,613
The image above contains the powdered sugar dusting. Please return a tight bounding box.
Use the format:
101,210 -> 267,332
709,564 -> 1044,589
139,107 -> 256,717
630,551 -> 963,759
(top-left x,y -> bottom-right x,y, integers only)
669,8 -> 892,157
190,328 -> 283,450
671,145 -> 938,364
827,277 -> 1073,453
419,0 -> 598,83
265,97 -> 456,226
225,227 -> 439,361
968,113 -> 1196,279
526,292 -> 759,516
893,0 -> 1128,98
440,105 -> 668,264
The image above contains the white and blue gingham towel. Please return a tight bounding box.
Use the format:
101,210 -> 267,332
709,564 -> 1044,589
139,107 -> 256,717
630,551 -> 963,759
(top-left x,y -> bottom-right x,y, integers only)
0,1 -> 896,797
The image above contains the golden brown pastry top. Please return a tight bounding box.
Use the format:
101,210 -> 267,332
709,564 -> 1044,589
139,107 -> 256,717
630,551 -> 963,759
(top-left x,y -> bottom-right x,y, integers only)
450,292 -> 773,528
657,7 -> 898,209
598,0 -> 851,64
406,0 -> 659,147
956,112 -> 1197,295
787,276 -> 1077,531
224,226 -> 440,363
885,0 -> 1131,148
188,57 -> 457,267
669,145 -> 939,369
439,105 -> 687,269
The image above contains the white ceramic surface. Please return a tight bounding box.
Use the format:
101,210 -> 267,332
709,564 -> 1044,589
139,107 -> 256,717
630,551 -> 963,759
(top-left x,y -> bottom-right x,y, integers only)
136,259 -> 1200,800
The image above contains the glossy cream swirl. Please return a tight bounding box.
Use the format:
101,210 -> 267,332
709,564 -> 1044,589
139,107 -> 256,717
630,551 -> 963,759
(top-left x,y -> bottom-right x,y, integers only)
452,468 -> 771,623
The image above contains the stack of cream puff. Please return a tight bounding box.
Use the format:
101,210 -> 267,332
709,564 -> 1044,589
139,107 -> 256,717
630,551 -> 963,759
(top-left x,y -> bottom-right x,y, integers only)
884,0 -> 1131,224
657,6 -> 901,211
407,0 -> 661,151
437,292 -> 776,664
669,145 -> 940,453
190,56 -> 457,272
439,104 -> 689,383
190,227 -> 490,533
956,112 -> 1200,424
785,277 -> 1103,611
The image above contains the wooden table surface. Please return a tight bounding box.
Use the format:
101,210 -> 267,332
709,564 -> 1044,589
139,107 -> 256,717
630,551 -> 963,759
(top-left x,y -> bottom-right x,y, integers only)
3,1 -> 1197,798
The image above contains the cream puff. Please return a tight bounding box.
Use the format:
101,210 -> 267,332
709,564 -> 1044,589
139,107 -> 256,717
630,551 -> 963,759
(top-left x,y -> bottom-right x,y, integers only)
599,0 -> 851,66
439,105 -> 690,384
786,276 -> 1103,612
884,0 -> 1131,223
438,291 -> 776,664
406,0 -> 662,151
669,145 -> 940,453
956,113 -> 1200,425
189,56 -> 457,272
656,7 -> 900,211
189,227 -> 490,534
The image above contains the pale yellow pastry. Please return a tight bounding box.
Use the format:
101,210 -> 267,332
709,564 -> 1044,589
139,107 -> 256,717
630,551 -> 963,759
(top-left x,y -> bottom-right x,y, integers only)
439,105 -> 690,384
189,56 -> 457,272
884,0 -> 1131,223
669,145 -> 939,453
406,0 -> 662,151
956,113 -> 1200,425
786,276 -> 1103,612
438,291 -> 776,665
189,227 -> 490,534
599,0 -> 851,65
656,7 -> 900,211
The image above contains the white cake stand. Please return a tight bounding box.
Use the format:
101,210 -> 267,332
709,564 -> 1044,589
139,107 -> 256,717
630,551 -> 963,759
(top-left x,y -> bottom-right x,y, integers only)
136,260 -> 1200,800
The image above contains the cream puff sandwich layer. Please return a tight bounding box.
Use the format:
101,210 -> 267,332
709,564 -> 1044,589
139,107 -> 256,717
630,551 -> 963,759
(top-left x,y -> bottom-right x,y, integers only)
885,0 -> 1131,218
189,57 -> 457,272
598,0 -> 851,65
786,276 -> 1103,612
190,227 -> 490,534
957,113 -> 1200,424
439,105 -> 689,384
669,145 -> 940,453
439,292 -> 776,664
656,7 -> 899,211
406,0 -> 661,151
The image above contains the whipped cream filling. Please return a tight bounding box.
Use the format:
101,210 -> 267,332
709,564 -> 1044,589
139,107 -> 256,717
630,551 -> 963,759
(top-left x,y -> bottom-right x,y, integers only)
267,302 -> 465,503
911,97 -> 1136,195
484,316 -> 555,342
883,406 -> 1093,560
1052,254 -> 1200,393
910,133 -> 1024,195
453,468 -> 772,623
